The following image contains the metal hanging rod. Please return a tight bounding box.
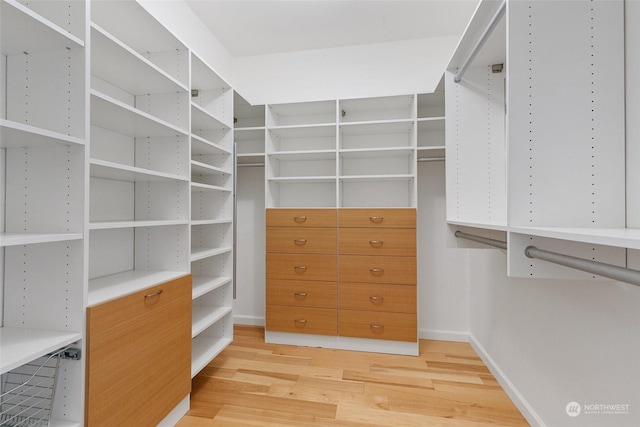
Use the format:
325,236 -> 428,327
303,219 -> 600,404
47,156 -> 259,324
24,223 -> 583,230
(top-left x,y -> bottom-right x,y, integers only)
453,0 -> 506,83
525,246 -> 640,287
237,162 -> 265,168
454,231 -> 507,250
417,157 -> 445,163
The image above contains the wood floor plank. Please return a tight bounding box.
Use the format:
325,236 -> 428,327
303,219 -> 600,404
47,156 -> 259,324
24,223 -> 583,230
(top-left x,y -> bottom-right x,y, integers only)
181,326 -> 529,426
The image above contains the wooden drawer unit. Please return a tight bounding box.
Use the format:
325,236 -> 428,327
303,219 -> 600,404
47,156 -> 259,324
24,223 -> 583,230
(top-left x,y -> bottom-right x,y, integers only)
267,226 -> 337,254
338,310 -> 417,342
86,275 -> 192,426
339,255 -> 416,284
339,227 -> 416,256
267,252 -> 337,281
267,208 -> 337,228
339,283 -> 416,313
338,208 -> 416,228
267,279 -> 337,308
266,305 -> 337,335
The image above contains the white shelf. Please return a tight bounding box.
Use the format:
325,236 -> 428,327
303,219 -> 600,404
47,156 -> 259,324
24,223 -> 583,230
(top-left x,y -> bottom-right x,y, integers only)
190,247 -> 232,262
235,126 -> 265,132
90,158 -> 189,182
268,150 -> 336,161
268,176 -> 336,183
0,327 -> 81,374
339,147 -> 414,157
447,220 -> 509,232
191,160 -> 230,176
192,306 -> 233,338
88,270 -> 190,307
191,219 -> 232,227
89,220 -> 189,230
192,134 -> 231,156
417,116 -> 445,123
0,232 -> 83,247
417,146 -> 445,159
237,154 -> 265,164
191,182 -> 231,192
339,174 -> 414,182
510,227 -> 640,250
191,335 -> 233,378
192,276 -> 233,299
191,103 -> 230,131
0,0 -> 84,55
91,90 -> 188,137
339,120 -> 414,135
0,119 -> 85,149
91,24 -> 188,95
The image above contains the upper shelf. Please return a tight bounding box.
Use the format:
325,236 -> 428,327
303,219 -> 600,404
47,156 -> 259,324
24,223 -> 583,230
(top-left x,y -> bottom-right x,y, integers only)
91,91 -> 188,138
0,119 -> 85,149
91,24 -> 188,96
0,0 -> 84,55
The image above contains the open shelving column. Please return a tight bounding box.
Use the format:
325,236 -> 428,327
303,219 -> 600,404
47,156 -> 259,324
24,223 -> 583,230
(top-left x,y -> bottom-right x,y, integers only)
0,0 -> 86,425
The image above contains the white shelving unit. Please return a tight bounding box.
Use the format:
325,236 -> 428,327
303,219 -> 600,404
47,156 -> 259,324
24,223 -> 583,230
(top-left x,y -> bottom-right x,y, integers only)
0,0 -> 86,425
88,0 -> 190,306
446,0 -> 634,282
264,95 -> 423,209
234,93 -> 265,165
189,52 -> 234,378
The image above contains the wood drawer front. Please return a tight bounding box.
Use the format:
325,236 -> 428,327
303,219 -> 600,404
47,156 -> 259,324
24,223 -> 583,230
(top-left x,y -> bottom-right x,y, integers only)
267,208 -> 337,228
86,275 -> 192,427
339,228 -> 415,256
338,310 -> 417,342
267,253 -> 337,281
267,279 -> 337,308
267,227 -> 337,254
338,208 -> 416,228
339,255 -> 416,284
266,305 -> 337,335
339,283 -> 416,313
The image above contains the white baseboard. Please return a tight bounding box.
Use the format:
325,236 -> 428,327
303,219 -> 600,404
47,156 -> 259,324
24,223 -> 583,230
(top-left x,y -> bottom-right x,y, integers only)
419,328 -> 469,343
233,314 -> 265,326
468,333 -> 545,427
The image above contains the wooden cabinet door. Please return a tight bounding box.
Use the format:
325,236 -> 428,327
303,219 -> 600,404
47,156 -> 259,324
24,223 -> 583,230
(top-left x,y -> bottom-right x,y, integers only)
86,275 -> 192,426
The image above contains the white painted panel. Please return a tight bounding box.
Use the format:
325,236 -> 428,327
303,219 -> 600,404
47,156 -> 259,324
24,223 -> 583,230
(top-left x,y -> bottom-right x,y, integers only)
89,228 -> 134,279
445,67 -> 506,226
5,145 -> 84,233
134,181 -> 189,221
135,92 -> 189,132
507,0 -> 625,228
4,241 -> 83,330
6,49 -> 84,137
134,135 -> 189,176
233,166 -> 266,325
89,177 -> 134,222
417,161 -> 469,338
340,180 -> 412,208
268,181 -> 336,208
627,0 -> 640,228
90,124 -> 134,166
134,225 -> 189,272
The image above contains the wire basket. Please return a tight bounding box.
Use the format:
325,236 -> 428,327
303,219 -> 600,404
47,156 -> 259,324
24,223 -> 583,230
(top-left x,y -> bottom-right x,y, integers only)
0,347 -> 70,427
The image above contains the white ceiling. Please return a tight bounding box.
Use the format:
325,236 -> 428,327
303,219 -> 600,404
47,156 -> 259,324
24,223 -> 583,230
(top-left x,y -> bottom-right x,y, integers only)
184,0 -> 479,57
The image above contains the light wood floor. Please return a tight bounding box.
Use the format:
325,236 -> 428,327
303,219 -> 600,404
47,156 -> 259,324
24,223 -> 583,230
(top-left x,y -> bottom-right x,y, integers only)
177,325 -> 529,426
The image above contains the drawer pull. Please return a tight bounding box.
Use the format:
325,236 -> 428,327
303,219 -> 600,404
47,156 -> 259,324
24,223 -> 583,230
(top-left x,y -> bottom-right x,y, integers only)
369,240 -> 383,248
370,324 -> 384,331
294,319 -> 308,324
294,265 -> 308,272
294,292 -> 308,298
294,239 -> 308,246
293,216 -> 307,223
369,295 -> 384,303
144,289 -> 163,299
369,268 -> 384,275
369,216 -> 384,224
